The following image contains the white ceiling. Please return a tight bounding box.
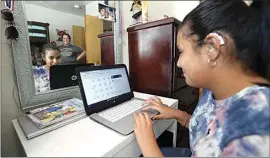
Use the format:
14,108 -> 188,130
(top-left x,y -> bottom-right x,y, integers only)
25,1 -> 93,16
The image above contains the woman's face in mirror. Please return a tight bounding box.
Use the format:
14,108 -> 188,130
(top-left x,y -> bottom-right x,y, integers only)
62,34 -> 70,45
43,50 -> 61,68
100,8 -> 105,16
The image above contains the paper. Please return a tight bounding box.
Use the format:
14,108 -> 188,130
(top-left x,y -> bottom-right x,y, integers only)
27,98 -> 85,129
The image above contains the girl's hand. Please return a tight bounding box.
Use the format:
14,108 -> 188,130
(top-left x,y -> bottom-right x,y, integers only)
134,112 -> 163,157
144,96 -> 177,120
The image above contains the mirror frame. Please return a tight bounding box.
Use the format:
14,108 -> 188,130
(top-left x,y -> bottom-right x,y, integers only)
12,1 -> 122,111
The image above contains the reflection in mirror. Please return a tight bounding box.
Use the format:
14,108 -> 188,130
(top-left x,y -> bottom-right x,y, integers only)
33,44 -> 61,93
23,1 -> 115,94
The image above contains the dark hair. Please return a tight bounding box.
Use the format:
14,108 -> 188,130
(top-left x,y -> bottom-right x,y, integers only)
62,33 -> 71,40
99,7 -> 105,12
181,0 -> 270,80
42,44 -> 61,56
250,0 -> 270,80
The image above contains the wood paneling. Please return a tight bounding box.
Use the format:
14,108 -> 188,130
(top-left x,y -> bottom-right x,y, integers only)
85,15 -> 103,64
98,32 -> 115,65
128,25 -> 173,97
127,17 -> 198,104
72,25 -> 85,50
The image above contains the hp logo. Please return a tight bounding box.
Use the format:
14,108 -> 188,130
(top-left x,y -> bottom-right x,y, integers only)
71,75 -> 77,80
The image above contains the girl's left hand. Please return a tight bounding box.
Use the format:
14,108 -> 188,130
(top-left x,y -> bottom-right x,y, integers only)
134,112 -> 164,157
134,112 -> 156,152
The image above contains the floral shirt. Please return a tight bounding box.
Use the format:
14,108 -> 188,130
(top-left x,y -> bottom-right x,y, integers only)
33,66 -> 50,93
190,85 -> 270,157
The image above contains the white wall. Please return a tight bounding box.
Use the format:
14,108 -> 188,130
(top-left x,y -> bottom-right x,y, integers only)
121,1 -> 134,71
147,1 -> 174,21
1,3 -> 25,156
85,1 -> 104,16
25,4 -> 84,43
173,1 -> 200,21
121,1 -> 200,70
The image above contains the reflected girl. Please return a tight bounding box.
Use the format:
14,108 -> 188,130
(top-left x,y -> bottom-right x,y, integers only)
33,44 -> 61,93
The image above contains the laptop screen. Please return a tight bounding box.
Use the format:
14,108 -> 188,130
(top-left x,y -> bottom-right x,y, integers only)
80,67 -> 131,106
50,64 -> 94,90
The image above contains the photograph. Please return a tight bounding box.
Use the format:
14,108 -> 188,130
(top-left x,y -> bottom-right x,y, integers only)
98,3 -> 116,22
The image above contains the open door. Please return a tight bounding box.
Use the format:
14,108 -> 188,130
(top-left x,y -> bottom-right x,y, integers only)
72,25 -> 85,50
84,15 -> 103,64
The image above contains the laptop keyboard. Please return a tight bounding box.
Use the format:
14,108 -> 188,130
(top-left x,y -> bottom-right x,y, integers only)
98,99 -> 146,123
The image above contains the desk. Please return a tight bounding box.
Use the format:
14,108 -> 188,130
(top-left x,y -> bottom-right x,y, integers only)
12,92 -> 178,157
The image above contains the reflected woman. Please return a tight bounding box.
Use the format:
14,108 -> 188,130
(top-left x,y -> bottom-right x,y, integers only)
58,33 -> 86,64
33,44 -> 61,93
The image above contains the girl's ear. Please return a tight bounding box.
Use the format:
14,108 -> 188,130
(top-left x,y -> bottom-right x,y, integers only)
204,33 -> 224,60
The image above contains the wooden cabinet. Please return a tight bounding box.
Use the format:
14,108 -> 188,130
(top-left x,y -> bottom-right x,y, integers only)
27,21 -> 50,44
127,17 -> 198,111
27,21 -> 50,66
98,32 -> 115,65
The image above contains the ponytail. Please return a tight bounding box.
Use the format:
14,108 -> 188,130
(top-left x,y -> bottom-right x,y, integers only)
250,0 -> 270,80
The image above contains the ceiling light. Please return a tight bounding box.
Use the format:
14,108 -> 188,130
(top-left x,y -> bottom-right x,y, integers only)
74,4 -> 81,9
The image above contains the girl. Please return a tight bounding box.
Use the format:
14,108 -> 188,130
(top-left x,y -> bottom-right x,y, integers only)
33,44 -> 61,93
134,0 -> 270,157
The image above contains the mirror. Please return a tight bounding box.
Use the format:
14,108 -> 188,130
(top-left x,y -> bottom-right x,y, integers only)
11,1 -> 122,110
23,1 -> 115,94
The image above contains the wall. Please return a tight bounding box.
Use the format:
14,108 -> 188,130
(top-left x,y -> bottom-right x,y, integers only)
121,1 -> 134,71
173,1 -> 200,21
147,1 -> 174,21
1,4 -> 25,157
85,1 -> 104,16
25,4 -> 84,43
121,1 -> 200,71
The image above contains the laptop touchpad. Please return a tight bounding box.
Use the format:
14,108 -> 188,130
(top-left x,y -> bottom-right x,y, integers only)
141,109 -> 159,118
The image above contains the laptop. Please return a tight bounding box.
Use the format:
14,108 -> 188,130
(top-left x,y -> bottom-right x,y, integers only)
50,64 -> 94,90
76,64 -> 159,135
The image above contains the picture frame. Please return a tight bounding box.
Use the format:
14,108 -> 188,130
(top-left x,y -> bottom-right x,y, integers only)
98,3 -> 116,22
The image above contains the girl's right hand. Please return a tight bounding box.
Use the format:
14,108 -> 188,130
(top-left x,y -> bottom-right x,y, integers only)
143,96 -> 177,120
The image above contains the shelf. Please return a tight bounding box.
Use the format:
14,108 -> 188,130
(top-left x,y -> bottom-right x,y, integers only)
29,36 -> 48,44
28,29 -> 47,34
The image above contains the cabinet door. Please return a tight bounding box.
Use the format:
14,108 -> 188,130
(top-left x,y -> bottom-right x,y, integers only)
85,15 -> 103,64
72,25 -> 85,50
100,36 -> 115,65
129,24 -> 173,97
